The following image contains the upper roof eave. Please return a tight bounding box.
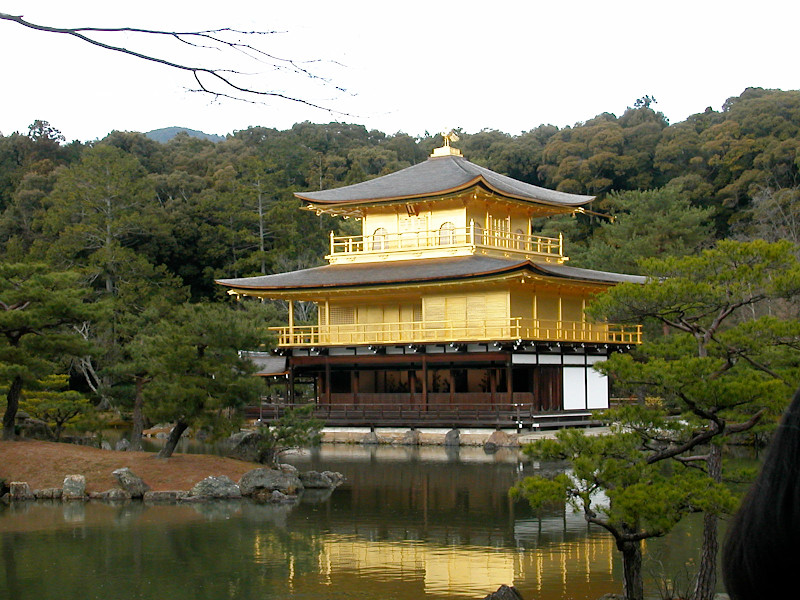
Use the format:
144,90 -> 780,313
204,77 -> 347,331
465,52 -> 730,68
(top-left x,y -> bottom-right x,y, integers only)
294,155 -> 595,208
298,176 -> 593,211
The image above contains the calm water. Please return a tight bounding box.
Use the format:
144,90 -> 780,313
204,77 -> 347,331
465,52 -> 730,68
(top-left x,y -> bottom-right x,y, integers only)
0,444 -> 721,600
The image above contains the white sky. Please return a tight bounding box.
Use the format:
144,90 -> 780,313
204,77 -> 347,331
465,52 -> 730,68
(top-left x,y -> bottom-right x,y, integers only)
1,0 -> 798,142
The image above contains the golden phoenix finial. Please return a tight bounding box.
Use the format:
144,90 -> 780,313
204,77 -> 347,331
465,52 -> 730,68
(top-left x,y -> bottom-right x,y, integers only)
441,130 -> 460,146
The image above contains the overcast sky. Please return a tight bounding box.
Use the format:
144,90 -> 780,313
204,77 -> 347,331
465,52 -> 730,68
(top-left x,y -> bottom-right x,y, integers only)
1,0 -> 797,142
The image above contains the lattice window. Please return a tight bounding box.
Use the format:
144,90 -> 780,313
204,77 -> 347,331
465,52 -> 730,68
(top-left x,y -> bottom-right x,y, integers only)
329,305 -> 355,325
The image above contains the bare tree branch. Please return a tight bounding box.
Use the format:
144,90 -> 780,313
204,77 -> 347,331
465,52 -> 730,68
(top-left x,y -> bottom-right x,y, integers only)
0,12 -> 351,114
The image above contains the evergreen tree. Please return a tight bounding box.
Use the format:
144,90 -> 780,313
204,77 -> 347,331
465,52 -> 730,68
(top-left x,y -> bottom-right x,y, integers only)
132,302 -> 264,458
588,239 -> 800,600
0,262 -> 93,440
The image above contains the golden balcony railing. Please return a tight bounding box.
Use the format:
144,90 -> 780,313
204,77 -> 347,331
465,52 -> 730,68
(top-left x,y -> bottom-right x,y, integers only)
271,317 -> 642,347
328,224 -> 564,260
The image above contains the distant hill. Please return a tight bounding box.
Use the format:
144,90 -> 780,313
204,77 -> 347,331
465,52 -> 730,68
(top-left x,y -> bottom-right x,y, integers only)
145,127 -> 225,143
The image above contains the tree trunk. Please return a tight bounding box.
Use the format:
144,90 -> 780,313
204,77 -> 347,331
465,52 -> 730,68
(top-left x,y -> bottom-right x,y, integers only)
130,377 -> 146,451
619,539 -> 644,600
692,444 -> 722,600
2,375 -> 23,440
157,420 -> 188,458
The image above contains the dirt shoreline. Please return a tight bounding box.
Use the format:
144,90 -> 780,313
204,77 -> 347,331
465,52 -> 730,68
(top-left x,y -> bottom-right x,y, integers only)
0,439 -> 262,493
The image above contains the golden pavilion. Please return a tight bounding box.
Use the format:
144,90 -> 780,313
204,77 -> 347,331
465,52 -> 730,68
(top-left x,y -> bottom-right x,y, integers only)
216,136 -> 643,429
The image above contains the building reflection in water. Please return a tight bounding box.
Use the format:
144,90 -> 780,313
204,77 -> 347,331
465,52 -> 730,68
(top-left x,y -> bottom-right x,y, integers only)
279,443 -> 621,599
307,532 -> 616,599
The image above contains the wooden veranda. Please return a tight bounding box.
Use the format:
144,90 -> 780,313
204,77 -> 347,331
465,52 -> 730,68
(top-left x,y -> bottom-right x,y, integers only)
244,400 -> 599,430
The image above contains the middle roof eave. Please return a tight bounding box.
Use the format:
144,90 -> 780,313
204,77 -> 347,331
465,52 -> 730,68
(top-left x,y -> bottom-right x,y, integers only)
295,155 -> 594,207
215,256 -> 646,293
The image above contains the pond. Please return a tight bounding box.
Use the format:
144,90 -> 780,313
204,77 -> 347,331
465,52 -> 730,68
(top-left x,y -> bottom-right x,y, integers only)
0,444 -> 724,600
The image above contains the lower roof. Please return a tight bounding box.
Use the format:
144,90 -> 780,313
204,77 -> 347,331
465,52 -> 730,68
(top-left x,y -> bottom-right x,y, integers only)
216,256 -> 645,294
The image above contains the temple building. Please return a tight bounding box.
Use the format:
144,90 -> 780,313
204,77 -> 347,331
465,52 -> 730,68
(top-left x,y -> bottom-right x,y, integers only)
216,136 -> 644,429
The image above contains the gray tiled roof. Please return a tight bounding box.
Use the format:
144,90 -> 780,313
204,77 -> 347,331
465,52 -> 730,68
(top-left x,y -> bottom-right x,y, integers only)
216,256 -> 645,292
537,263 -> 647,284
240,352 -> 287,376
295,155 -> 594,207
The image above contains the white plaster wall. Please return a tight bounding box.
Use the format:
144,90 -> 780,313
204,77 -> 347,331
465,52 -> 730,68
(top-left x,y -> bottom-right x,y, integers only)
562,367 -> 586,410
587,368 -> 609,409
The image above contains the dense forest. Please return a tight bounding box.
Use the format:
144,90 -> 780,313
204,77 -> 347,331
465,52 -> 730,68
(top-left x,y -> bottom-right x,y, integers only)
4,86 -> 799,600
1,86 -> 799,444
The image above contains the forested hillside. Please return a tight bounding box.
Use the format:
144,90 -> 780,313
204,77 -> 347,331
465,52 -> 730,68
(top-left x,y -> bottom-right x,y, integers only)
1,86 -> 798,439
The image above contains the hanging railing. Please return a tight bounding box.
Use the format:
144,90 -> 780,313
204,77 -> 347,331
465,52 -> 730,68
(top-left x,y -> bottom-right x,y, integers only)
328,223 -> 564,260
271,317 -> 641,347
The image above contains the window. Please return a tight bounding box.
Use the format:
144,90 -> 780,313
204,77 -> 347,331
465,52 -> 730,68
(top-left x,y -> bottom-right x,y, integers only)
371,227 -> 388,250
329,306 -> 355,325
472,221 -> 484,244
439,221 -> 455,245
514,228 -> 525,250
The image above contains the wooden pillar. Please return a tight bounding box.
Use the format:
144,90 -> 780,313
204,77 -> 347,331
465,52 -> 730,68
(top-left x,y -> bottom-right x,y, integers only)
449,368 -> 455,404
507,360 -> 514,406
287,364 -> 295,405
581,297 -> 587,341
557,296 -> 562,340
422,356 -> 428,409
325,359 -> 331,406
288,300 -> 295,340
324,299 -> 330,343
409,370 -> 416,405
490,368 -> 496,405
352,370 -> 359,405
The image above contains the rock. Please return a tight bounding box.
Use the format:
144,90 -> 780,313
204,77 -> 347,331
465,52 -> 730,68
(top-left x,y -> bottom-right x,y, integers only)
482,584 -> 525,600
35,488 -> 63,500
190,475 -> 242,499
9,482 -> 34,501
17,417 -> 53,441
271,490 -> 297,503
224,431 -> 300,465
61,434 -> 96,447
298,470 -> 344,489
484,429 -> 517,451
444,428 -> 460,447
596,595 -> 626,600
239,468 -> 303,496
224,431 -> 266,463
144,490 -> 189,502
112,467 -> 151,498
321,471 -> 345,487
62,474 -> 87,500
278,463 -> 298,476
396,429 -> 420,445
89,489 -> 132,501
100,440 -> 113,450
252,489 -> 298,504
361,431 -> 380,445
115,438 -> 131,452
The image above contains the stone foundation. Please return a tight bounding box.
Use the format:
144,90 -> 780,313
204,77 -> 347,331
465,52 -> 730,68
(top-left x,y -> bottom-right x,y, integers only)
321,427 -> 523,447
